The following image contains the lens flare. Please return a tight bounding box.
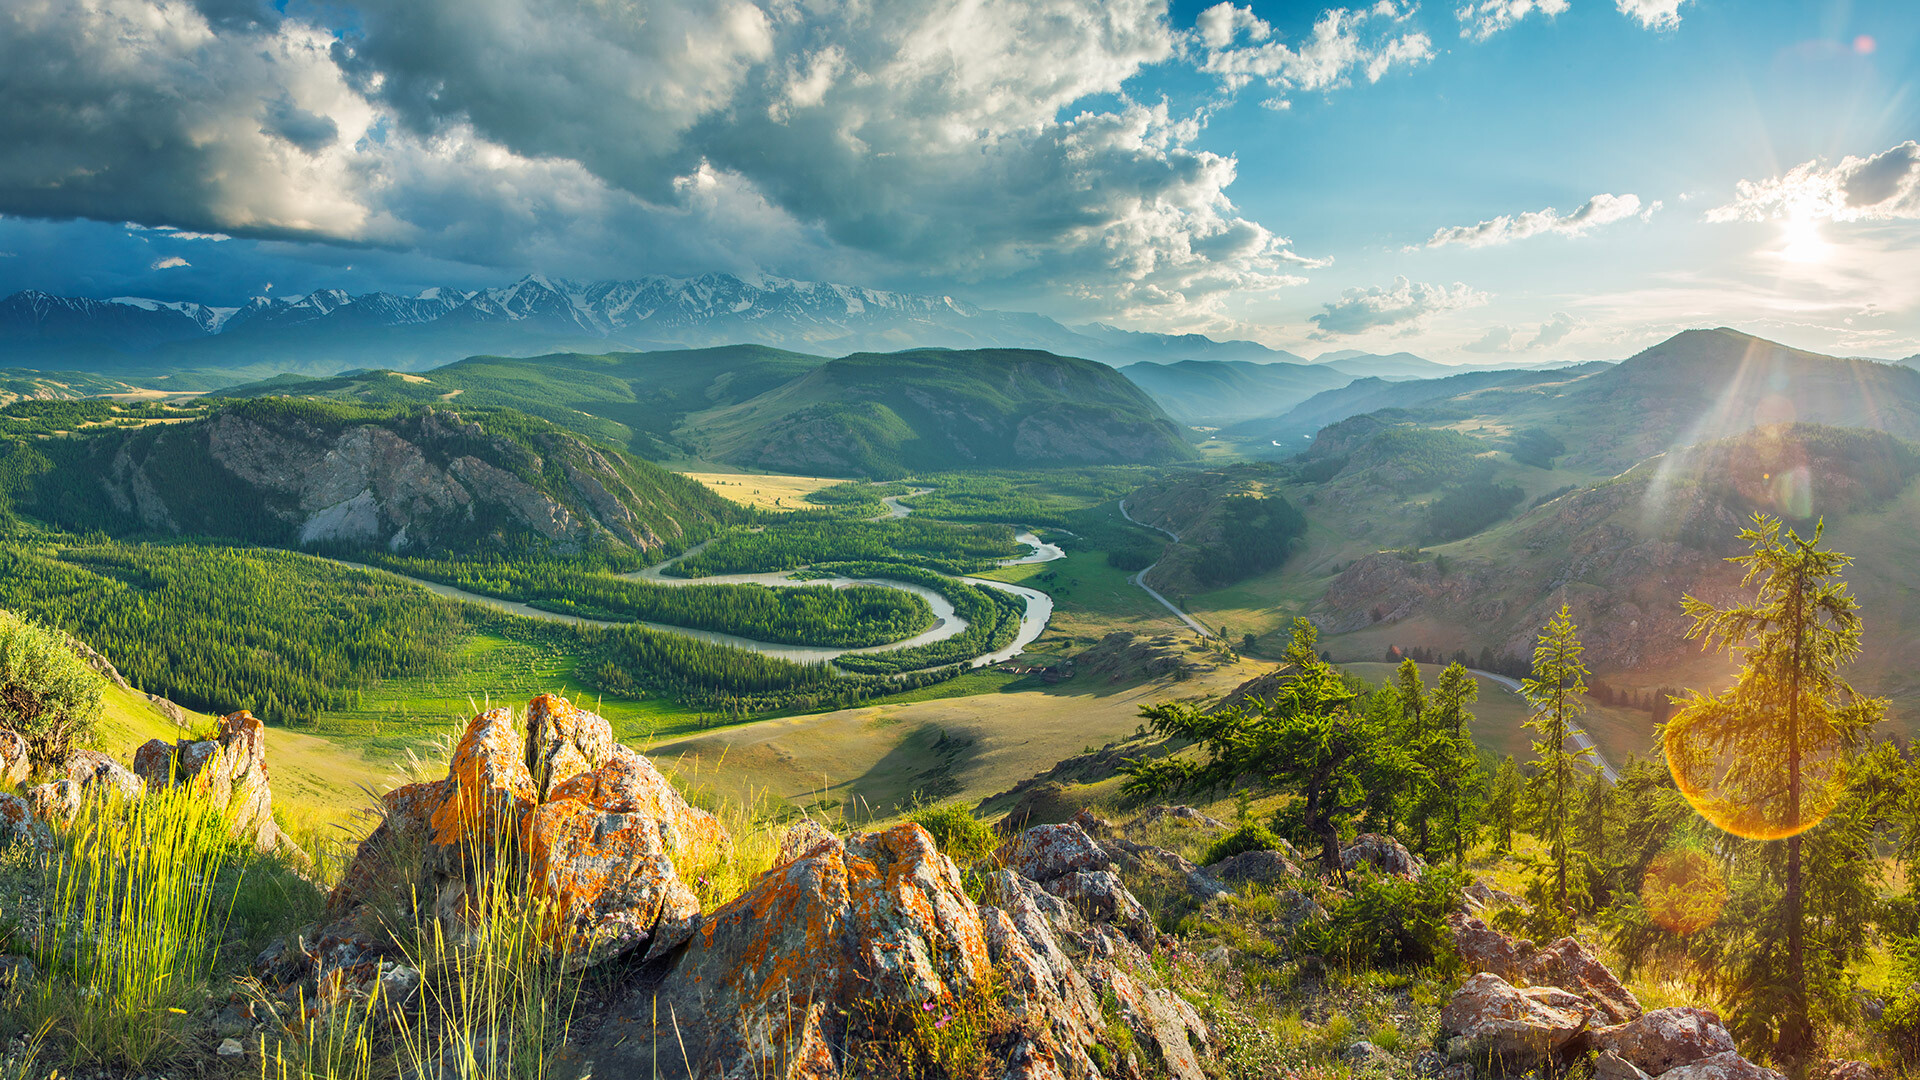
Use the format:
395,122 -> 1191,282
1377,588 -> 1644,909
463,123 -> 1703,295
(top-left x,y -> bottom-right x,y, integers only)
1641,848 -> 1728,935
1664,689 -> 1847,840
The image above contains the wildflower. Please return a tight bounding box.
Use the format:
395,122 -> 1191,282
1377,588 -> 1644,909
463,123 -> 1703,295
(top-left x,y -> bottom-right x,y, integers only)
935,1012 -> 951,1031
921,1000 -> 935,1012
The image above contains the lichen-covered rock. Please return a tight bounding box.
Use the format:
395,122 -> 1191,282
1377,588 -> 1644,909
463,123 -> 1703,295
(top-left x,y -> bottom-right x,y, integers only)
1585,1007 -> 1734,1075
23,779 -> 80,826
0,730 -> 28,789
0,793 -> 51,850
547,745 -> 728,861
1594,1050 -> 1653,1080
1525,936 -> 1642,1025
1342,832 -> 1423,878
1439,972 -> 1593,1074
1823,1061 -> 1880,1080
523,693 -> 613,799
1658,1051 -> 1786,1080
430,707 -> 536,849
596,823 -> 994,1079
776,817 -> 840,867
1003,822 -> 1113,884
326,777 -> 452,917
1101,833 -> 1230,902
1047,870 -> 1155,949
133,711 -> 291,852
62,749 -> 142,799
1446,914 -> 1642,1025
518,797 -> 699,970
1205,849 -> 1301,886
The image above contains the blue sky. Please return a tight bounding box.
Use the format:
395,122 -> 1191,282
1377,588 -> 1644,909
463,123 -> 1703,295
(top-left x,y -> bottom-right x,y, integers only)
0,0 -> 1915,362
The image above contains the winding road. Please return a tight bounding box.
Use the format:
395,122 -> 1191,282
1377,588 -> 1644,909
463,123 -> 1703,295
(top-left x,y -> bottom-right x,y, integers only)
1117,499 -> 1215,638
1472,670 -> 1620,783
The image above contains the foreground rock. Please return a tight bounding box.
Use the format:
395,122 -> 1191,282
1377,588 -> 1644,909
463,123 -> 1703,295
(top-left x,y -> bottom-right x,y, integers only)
134,710 -> 292,852
1439,972 -> 1594,1075
280,697 -> 723,997
594,815 -> 1212,1079
0,731 -> 28,790
1585,1007 -> 1735,1075
1447,913 -> 1643,1024
1342,832 -> 1423,878
62,749 -> 143,800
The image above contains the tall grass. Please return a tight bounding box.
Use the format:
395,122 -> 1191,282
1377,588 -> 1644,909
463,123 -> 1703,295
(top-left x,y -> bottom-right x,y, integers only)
28,784 -> 243,1067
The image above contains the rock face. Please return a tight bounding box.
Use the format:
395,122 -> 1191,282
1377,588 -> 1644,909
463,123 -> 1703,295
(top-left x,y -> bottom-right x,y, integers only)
1342,832 -> 1423,878
62,750 -> 143,799
1586,1007 -> 1736,1076
0,792 -> 51,850
133,710 -> 290,851
1439,972 -> 1594,1074
1446,913 -> 1643,1025
318,698 -> 721,977
1658,1051 -> 1786,1080
23,780 -> 79,826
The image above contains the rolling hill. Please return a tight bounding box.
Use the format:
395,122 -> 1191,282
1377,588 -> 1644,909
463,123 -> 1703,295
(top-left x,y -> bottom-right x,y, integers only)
1118,359 -> 1356,425
5,398 -> 738,554
687,349 -> 1197,476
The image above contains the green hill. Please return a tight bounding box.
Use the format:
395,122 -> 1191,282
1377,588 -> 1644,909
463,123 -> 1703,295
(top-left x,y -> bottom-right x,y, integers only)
7,398 -> 739,555
687,348 -> 1197,477
211,344 -> 833,459
1118,359 -> 1353,425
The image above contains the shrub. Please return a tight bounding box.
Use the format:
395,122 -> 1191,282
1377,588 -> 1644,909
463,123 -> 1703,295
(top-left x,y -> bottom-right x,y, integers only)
1292,867 -> 1463,969
0,610 -> 102,772
910,803 -> 998,865
1202,823 -> 1286,867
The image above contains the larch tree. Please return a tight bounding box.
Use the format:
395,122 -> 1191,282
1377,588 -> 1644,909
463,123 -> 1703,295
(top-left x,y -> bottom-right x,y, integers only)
1663,514 -> 1884,1063
1522,603 -> 1596,927
1429,662 -> 1484,865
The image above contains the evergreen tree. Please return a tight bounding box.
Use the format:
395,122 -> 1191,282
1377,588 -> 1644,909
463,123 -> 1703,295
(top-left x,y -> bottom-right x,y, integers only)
1429,663 -> 1485,864
1663,514 -> 1884,1062
1521,603 -> 1595,928
1573,769 -> 1617,912
1122,618 -> 1412,876
1488,755 -> 1522,855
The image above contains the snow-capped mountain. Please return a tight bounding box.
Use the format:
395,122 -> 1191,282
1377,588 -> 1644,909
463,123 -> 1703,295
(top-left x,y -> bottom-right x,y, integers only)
0,272 -> 1268,379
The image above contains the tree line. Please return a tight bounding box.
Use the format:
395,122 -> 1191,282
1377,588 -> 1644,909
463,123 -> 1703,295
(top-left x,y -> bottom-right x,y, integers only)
671,518 -> 1023,577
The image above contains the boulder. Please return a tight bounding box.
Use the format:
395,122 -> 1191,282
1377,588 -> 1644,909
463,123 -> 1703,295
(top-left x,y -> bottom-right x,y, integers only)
1047,870 -> 1155,948
1099,833 -> 1231,903
1463,881 -> 1525,913
133,710 -> 291,852
23,780 -> 80,826
548,745 -> 729,860
1823,1062 -> 1880,1080
1439,972 -> 1593,1075
1585,1007 -> 1735,1075
0,793 -> 51,851
1002,822 -> 1113,884
1342,832 -> 1423,878
429,707 -> 535,851
62,750 -> 142,800
776,817 -> 840,866
595,823 -> 995,1079
0,730 -> 27,789
518,795 -> 699,970
1446,914 -> 1642,1025
1205,849 -> 1301,886
522,693 -> 614,800
1657,1051 -> 1786,1080
1593,1050 -> 1652,1080
1526,936 -> 1642,1025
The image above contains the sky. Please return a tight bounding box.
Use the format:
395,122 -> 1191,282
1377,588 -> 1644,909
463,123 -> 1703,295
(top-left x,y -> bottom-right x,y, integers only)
0,0 -> 1915,363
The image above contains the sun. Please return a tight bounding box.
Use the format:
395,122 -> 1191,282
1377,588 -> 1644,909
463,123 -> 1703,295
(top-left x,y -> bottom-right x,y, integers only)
1778,205 -> 1830,264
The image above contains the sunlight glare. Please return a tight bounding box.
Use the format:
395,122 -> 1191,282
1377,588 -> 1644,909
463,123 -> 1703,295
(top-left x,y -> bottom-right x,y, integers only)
1778,207 -> 1830,264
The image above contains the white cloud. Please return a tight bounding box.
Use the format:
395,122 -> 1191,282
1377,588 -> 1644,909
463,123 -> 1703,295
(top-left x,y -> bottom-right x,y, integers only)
1195,2 -> 1433,97
1461,310 -> 1579,352
1309,276 -> 1488,336
1707,141 -> 1920,225
1615,0 -> 1690,31
1455,0 -> 1568,41
150,255 -> 190,269
1420,193 -> 1656,248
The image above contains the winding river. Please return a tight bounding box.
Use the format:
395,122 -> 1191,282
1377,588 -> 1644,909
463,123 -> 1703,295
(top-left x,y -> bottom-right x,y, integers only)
380,487 -> 1063,671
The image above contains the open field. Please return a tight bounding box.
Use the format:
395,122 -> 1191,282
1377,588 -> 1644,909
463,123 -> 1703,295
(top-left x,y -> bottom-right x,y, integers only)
644,654 -> 1271,820
679,470 -> 848,511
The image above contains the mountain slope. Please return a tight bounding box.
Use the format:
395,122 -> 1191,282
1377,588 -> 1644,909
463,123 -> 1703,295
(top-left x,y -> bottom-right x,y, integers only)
688,349 -> 1197,476
12,399 -> 737,554
1223,364 -> 1609,445
1119,359 -> 1355,425
212,345 -> 832,458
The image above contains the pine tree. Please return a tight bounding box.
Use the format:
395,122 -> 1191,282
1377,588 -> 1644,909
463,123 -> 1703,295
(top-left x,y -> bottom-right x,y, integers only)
1488,755 -> 1522,855
1430,662 -> 1484,864
1664,514 -> 1885,1062
1521,603 -> 1595,926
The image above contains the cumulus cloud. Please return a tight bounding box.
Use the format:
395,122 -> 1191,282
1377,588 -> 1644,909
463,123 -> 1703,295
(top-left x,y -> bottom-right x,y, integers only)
1461,311 -> 1577,352
1194,2 -> 1433,103
1707,141 -> 1920,225
1309,276 -> 1488,336
1615,0 -> 1690,31
1455,0 -> 1568,41
150,255 -> 190,269
1420,193 -> 1656,248
0,0 -> 1362,318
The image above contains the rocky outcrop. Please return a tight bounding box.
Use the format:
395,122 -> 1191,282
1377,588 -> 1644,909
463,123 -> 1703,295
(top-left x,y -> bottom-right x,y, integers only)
1341,832 -> 1424,879
313,697 -> 722,978
133,710 -> 290,852
0,731 -> 27,789
0,793 -> 51,850
23,780 -> 79,826
1447,913 -> 1642,1025
1439,972 -> 1594,1074
62,750 -> 142,800
1658,1052 -> 1786,1080
1585,1008 -> 1736,1076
